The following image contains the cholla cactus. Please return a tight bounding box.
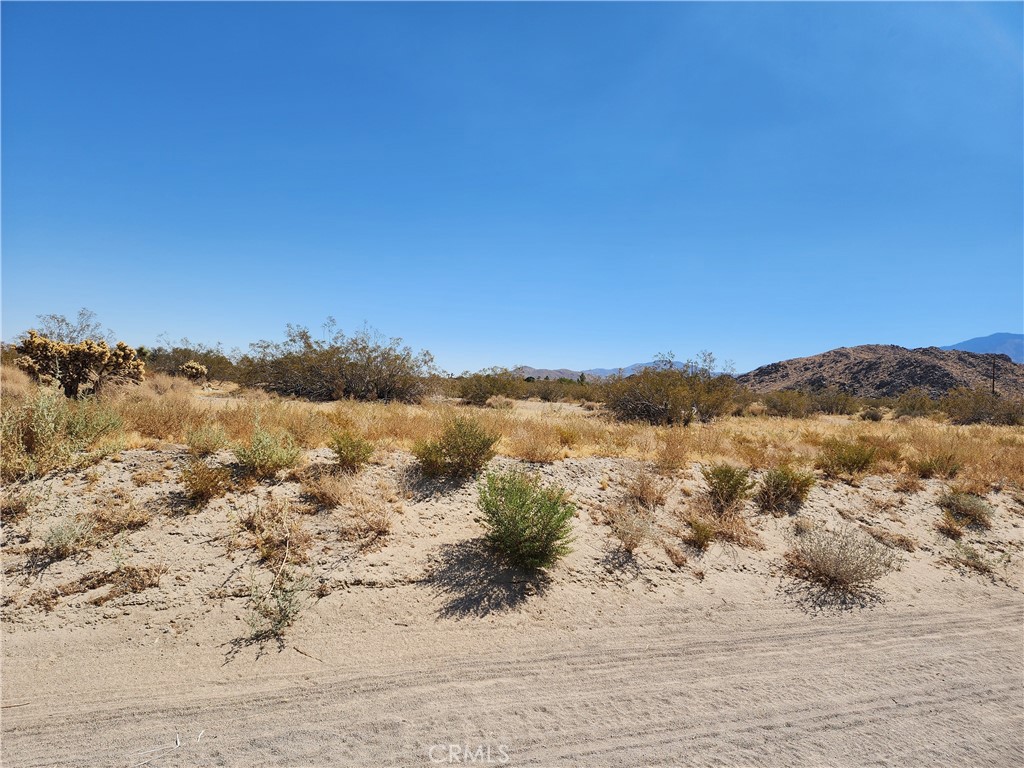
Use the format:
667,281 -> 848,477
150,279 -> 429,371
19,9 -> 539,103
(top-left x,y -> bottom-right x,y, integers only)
178,360 -> 209,382
16,330 -> 145,398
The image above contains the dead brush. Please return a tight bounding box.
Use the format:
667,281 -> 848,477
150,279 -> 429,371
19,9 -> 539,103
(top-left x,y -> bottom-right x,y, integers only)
338,491 -> 393,548
131,468 -> 167,487
680,498 -> 763,551
860,524 -> 917,552
786,525 -> 899,594
943,543 -> 994,575
240,498 -> 311,567
180,459 -> 233,506
893,474 -> 924,494
604,502 -> 654,553
91,490 -> 152,536
1,486 -> 40,526
935,512 -> 964,540
299,464 -> 354,508
39,517 -> 95,561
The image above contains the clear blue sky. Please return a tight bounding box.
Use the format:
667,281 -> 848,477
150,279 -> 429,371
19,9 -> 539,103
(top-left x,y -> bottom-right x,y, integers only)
2,2 -> 1021,374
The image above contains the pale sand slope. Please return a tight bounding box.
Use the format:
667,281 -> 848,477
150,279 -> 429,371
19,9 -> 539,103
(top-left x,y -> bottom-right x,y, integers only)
2,450 -> 1023,766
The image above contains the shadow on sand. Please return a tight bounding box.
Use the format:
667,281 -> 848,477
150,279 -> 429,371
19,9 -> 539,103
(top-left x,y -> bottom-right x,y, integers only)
420,538 -> 551,619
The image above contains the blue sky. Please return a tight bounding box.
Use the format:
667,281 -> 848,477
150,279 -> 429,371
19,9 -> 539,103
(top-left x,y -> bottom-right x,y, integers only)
2,2 -> 1021,374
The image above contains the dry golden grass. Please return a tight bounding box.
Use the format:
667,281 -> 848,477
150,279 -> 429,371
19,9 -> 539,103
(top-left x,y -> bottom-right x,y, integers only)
338,490 -> 394,548
28,564 -> 166,612
91,490 -> 152,537
299,465 -> 354,508
131,468 -> 167,486
860,524 -> 917,552
240,498 -> 311,568
0,364 -> 34,400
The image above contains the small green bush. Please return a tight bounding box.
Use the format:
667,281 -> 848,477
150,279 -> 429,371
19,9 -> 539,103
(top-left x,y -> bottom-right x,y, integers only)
701,463 -> 753,514
860,407 -> 884,422
755,466 -> 815,515
909,452 -> 961,479
685,518 -> 717,551
186,423 -> 229,455
893,388 -> 936,418
413,417 -> 498,479
235,426 -> 301,479
940,388 -> 1024,426
816,438 -> 876,478
329,431 -> 374,473
937,492 -> 992,530
763,390 -> 812,419
477,469 -> 574,569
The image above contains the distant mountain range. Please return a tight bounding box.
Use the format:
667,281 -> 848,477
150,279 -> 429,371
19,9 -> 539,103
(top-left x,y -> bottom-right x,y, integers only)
941,333 -> 1023,364
736,344 -> 1024,399
514,333 -> 1023,382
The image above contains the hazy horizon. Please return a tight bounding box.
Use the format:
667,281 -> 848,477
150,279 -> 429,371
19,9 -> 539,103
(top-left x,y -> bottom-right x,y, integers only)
3,3 -> 1022,373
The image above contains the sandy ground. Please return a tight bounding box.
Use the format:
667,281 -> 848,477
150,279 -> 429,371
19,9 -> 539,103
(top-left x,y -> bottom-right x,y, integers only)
2,448 -> 1023,767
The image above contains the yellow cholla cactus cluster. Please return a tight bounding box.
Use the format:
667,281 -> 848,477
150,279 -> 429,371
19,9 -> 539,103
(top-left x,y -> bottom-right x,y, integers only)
178,360 -> 209,381
16,330 -> 145,398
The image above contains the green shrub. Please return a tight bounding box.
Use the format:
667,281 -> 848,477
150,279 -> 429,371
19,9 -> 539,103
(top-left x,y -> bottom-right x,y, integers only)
894,388 -> 936,418
186,423 -> 229,455
457,369 -> 526,405
240,324 -> 435,403
477,469 -> 574,569
910,452 -> 961,479
763,390 -> 812,418
235,426 -> 301,479
816,438 -> 876,478
605,355 -> 736,426
809,387 -> 858,415
860,407 -> 884,422
246,569 -> 309,639
413,417 -> 498,479
787,526 -> 898,594
329,430 -> 374,473
685,518 -> 717,551
701,463 -> 753,514
755,466 -> 815,515
937,492 -> 992,530
1,388 -> 124,481
940,388 -> 1024,426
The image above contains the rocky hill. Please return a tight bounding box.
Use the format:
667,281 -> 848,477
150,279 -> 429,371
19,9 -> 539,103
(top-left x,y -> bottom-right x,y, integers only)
736,345 -> 1024,398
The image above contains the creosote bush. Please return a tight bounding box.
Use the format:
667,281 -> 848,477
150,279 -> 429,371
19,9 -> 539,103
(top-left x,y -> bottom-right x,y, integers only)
940,387 -> 1024,426
413,416 -> 498,480
701,463 -> 753,514
235,426 -> 302,479
329,431 -> 374,473
477,469 -> 575,569
755,466 -> 815,515
605,354 -> 737,426
787,525 -> 899,594
816,438 -> 876,478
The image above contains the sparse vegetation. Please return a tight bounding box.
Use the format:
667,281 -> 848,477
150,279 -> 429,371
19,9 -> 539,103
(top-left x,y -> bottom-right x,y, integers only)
940,387 -> 1024,426
41,517 -> 94,561
701,463 -> 753,514
754,466 -> 815,515
786,526 -> 899,594
816,438 -> 876,478
240,498 -> 312,567
246,569 -> 309,638
186,423 -> 229,455
235,426 -> 302,479
413,416 -> 498,479
937,491 -> 993,530
180,459 -> 233,505
329,430 -> 374,473
477,469 -> 575,569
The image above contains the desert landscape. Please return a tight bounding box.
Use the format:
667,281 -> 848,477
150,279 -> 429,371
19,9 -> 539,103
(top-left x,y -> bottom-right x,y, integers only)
2,344 -> 1023,766
3,3 -> 1022,766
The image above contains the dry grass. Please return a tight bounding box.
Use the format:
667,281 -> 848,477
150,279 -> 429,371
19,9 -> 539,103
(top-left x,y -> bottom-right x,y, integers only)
28,564 -> 166,612
338,491 -> 394,548
860,524 -> 917,552
1,486 -> 39,526
938,491 -> 993,530
936,512 -> 964,540
91,490 -> 152,537
131,468 -> 167,486
240,498 -> 312,568
299,465 -> 354,508
180,459 -> 233,505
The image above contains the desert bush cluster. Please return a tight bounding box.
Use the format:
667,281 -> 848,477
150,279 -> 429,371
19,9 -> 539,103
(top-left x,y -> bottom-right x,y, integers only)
786,526 -> 899,594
